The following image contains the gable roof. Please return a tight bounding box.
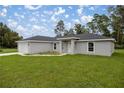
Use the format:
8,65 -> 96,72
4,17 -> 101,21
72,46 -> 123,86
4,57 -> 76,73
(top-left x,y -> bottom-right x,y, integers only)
19,33 -> 114,42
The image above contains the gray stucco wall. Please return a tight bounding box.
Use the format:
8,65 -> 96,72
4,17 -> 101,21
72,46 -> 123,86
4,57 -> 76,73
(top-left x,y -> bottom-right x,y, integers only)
28,42 -> 53,54
75,41 -> 87,54
75,41 -> 114,56
18,42 -> 29,54
17,40 -> 114,56
94,41 -> 114,56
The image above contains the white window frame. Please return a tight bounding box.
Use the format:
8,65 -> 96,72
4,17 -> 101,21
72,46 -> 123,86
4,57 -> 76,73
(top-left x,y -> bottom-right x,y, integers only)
87,42 -> 95,53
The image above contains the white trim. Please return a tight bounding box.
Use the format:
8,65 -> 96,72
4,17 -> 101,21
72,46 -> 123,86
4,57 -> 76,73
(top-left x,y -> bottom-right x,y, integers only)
59,41 -> 62,53
16,38 -> 115,43
16,40 -> 59,43
57,37 -> 80,40
79,38 -> 115,42
87,42 -> 95,54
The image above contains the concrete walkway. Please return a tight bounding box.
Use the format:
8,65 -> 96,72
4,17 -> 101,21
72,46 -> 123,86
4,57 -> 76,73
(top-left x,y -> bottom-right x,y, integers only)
19,53 -> 67,56
0,52 -> 19,56
0,52 -> 67,56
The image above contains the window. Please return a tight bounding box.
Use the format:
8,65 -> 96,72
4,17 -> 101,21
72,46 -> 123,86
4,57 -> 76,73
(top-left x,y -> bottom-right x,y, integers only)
54,43 -> 56,50
88,42 -> 94,52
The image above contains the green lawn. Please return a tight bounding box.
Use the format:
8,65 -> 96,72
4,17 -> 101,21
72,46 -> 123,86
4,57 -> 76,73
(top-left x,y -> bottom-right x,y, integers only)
0,48 -> 17,54
0,49 -> 124,88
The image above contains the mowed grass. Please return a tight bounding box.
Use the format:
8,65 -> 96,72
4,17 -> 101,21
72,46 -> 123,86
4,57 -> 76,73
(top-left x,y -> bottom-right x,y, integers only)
0,48 -> 17,54
0,49 -> 124,88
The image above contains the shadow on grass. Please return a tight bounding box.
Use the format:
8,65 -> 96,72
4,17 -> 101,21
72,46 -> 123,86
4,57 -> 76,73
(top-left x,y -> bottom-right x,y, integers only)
112,52 -> 124,57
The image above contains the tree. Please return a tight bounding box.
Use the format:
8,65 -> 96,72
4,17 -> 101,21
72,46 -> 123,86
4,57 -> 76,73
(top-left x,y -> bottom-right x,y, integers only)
99,14 -> 111,36
68,28 -> 75,35
0,22 -> 22,48
108,5 -> 124,45
64,28 -> 75,36
74,24 -> 82,34
74,24 -> 88,34
63,29 -> 69,36
81,25 -> 89,34
54,20 -> 65,36
87,21 -> 96,33
89,14 -> 110,36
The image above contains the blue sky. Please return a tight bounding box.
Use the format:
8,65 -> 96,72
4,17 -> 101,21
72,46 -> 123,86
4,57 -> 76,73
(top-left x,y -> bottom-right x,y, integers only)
0,5 -> 111,38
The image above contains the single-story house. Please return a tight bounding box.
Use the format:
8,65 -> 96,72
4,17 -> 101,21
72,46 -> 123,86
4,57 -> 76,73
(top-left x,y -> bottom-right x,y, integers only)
17,33 -> 115,56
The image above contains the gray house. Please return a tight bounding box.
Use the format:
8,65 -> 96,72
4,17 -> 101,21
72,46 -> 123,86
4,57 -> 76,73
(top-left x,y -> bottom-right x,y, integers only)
17,33 -> 115,56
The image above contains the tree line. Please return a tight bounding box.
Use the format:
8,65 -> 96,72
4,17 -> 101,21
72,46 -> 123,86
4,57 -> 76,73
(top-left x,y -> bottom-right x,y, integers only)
0,23 -> 22,48
54,5 -> 124,47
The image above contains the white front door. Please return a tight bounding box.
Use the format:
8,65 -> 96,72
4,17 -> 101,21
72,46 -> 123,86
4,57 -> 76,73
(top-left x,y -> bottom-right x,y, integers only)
62,42 -> 67,53
68,42 -> 71,54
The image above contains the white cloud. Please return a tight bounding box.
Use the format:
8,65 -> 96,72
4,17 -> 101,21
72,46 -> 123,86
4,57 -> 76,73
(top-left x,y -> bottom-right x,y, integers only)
32,25 -> 48,31
77,6 -> 84,16
16,25 -> 48,38
15,25 -> 29,37
41,19 -> 46,22
72,19 -> 81,24
0,8 -> 7,17
102,8 -> 106,11
41,14 -> 45,17
32,25 -> 41,31
36,13 -> 40,17
14,12 -> 18,16
50,7 -> 65,22
51,15 -> 58,22
31,25 -> 50,36
18,7 -> 22,10
32,11 -> 40,17
7,19 -> 18,28
54,7 -> 65,15
43,10 -> 53,15
2,8 -> 7,14
68,6 -> 72,9
89,6 -> 95,11
81,15 -> 93,24
65,14 -> 69,18
16,25 -> 26,32
30,17 -> 36,22
2,5 -> 10,8
14,12 -> 24,19
65,22 -> 72,30
24,5 -> 42,10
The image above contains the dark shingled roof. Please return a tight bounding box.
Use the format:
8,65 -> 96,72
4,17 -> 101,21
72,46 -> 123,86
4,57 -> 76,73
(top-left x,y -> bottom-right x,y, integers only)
57,33 -> 112,40
23,36 -> 56,41
23,33 -> 113,41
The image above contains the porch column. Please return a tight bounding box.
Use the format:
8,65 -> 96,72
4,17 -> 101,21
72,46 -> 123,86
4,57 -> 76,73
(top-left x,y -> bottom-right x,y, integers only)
59,41 -> 62,53
70,40 -> 75,54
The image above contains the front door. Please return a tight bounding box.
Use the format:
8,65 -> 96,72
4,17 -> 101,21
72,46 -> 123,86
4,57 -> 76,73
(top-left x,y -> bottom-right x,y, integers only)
67,42 -> 71,54
62,42 -> 68,53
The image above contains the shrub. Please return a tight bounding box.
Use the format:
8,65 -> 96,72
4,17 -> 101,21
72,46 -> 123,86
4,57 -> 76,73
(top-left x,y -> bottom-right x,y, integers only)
0,49 -> 2,52
39,51 -> 60,55
115,44 -> 124,49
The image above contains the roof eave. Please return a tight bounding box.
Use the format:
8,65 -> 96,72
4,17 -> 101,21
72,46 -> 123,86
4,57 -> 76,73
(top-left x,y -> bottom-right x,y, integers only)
78,38 -> 115,42
16,40 -> 58,43
57,37 -> 80,40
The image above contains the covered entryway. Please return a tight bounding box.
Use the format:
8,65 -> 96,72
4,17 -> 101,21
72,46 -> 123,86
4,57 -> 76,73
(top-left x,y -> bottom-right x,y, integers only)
57,37 -> 79,54
62,41 -> 68,53
61,41 -> 72,53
